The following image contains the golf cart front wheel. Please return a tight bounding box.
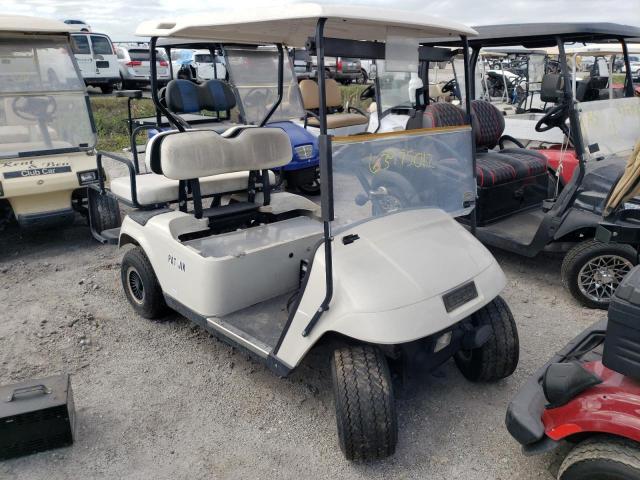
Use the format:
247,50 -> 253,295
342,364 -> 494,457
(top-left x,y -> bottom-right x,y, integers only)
562,240 -> 637,309
454,296 -> 519,382
331,345 -> 397,461
121,247 -> 168,319
296,179 -> 321,196
558,436 -> 640,480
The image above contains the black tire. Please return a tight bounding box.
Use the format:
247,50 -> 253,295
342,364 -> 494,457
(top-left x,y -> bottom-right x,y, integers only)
297,179 -> 321,196
331,345 -> 397,461
100,85 -> 114,94
121,247 -> 168,319
561,240 -> 637,309
454,296 -> 519,382
88,189 -> 121,233
559,436 -> 640,480
357,69 -> 368,85
0,200 -> 14,232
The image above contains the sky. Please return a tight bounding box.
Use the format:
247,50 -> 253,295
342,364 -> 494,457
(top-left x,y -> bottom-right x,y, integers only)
4,0 -> 640,41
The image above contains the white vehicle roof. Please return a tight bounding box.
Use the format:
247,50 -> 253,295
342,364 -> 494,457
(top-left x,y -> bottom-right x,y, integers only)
0,15 -> 73,34
545,43 -> 640,56
136,3 -> 476,46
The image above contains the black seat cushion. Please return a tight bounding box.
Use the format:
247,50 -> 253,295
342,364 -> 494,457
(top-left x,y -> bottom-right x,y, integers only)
422,102 -> 466,128
165,79 -> 237,114
470,100 -> 505,149
476,149 -> 548,187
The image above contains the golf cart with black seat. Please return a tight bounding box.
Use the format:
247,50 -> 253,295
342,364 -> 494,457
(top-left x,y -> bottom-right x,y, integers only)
424,23 -> 640,309
115,4 -> 519,460
0,15 -> 121,237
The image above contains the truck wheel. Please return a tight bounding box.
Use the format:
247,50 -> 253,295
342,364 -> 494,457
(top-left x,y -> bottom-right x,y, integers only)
331,344 -> 397,461
559,437 -> 640,480
0,200 -> 14,232
121,247 -> 168,319
454,296 -> 519,382
100,85 -> 114,94
88,189 -> 121,233
562,240 -> 637,309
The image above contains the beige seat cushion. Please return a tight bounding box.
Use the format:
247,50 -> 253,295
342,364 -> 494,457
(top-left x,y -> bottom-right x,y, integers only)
110,170 -> 275,205
307,113 -> 368,129
299,78 -> 343,109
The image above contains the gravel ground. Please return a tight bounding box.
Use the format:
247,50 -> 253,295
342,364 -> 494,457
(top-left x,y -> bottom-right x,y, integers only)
0,209 -> 605,480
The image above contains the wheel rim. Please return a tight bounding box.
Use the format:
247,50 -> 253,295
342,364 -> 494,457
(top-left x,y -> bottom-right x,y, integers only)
577,254 -> 633,303
300,180 -> 320,193
126,266 -> 145,305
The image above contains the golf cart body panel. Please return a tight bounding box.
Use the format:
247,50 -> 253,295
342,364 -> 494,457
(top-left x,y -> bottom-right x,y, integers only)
276,208 -> 505,367
0,16 -> 118,234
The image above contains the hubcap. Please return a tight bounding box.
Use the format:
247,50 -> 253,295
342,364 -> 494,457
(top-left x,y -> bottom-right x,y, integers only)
578,254 -> 633,303
126,267 -> 145,305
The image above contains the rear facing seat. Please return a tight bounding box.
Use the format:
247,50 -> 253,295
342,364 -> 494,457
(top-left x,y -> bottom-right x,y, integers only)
110,79 -> 267,207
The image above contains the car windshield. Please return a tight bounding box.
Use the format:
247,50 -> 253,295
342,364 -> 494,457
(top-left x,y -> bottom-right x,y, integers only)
225,46 -> 305,125
0,37 -> 96,158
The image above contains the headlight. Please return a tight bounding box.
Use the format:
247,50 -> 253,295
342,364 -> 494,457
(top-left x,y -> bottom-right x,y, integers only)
294,144 -> 314,160
77,170 -> 98,185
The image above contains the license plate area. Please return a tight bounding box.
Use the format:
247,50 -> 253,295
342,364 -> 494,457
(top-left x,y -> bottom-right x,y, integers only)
442,282 -> 478,313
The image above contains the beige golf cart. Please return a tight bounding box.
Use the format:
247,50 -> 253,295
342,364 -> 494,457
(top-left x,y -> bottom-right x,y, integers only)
0,15 -> 120,237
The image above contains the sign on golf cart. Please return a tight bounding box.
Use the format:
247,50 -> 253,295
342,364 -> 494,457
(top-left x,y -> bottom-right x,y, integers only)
0,15 -> 121,236
117,4 -> 519,462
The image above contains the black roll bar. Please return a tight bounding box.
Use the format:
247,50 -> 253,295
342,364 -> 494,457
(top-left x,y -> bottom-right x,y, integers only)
259,44 -> 284,126
620,38 -> 636,98
302,17 -> 333,338
149,37 -> 184,132
461,36 -> 478,235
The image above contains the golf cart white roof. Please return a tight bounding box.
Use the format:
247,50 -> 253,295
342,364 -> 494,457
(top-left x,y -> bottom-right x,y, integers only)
0,15 -> 73,34
136,3 -> 477,46
544,43 -> 640,56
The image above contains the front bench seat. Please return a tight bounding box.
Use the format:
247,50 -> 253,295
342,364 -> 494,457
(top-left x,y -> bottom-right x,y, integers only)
300,78 -> 368,129
470,99 -> 548,187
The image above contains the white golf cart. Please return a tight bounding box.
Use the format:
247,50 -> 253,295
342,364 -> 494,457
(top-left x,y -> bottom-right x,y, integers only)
117,4 -> 519,460
0,15 -> 120,236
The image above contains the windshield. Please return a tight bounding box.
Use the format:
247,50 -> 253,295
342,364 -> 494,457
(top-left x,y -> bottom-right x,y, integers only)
0,37 -> 95,158
194,53 -> 213,63
331,127 -> 476,228
225,46 -> 305,125
376,61 -> 424,112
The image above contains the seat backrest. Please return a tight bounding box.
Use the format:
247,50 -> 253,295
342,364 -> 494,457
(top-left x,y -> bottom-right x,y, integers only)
422,102 -> 467,129
298,78 -> 342,110
165,79 -> 236,114
469,100 -> 505,150
148,127 -> 292,180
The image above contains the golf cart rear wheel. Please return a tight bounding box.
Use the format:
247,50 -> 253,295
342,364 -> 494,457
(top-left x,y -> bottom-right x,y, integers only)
121,247 -> 168,319
88,189 -> 121,233
331,345 -> 397,461
558,436 -> 640,480
454,296 -> 519,382
562,240 -> 637,309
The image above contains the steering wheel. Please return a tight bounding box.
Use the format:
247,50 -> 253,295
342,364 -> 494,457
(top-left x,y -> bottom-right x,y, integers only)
441,79 -> 457,94
11,96 -> 57,122
359,84 -> 375,101
535,104 -> 569,133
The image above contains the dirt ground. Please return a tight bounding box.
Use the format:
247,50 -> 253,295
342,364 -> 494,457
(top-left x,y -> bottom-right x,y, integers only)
0,210 -> 605,480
